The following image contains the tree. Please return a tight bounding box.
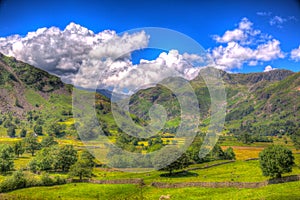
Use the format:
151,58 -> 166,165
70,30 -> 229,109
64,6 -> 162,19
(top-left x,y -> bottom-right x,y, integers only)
19,128 -> 27,138
223,147 -> 236,160
0,144 -> 14,174
28,159 -> 39,173
153,146 -> 189,175
54,145 -> 77,172
69,159 -> 92,181
34,125 -> 43,135
13,141 -> 25,158
259,145 -> 294,178
34,147 -> 55,171
24,134 -> 41,156
41,136 -> 58,148
80,150 -> 95,168
239,132 -> 253,144
291,130 -> 300,150
7,126 -> 16,138
208,145 -> 225,160
47,123 -> 65,137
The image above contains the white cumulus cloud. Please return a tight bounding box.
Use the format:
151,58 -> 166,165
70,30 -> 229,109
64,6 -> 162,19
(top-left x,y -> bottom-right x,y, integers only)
291,46 -> 300,62
210,18 -> 284,71
264,65 -> 277,72
0,22 -> 207,91
0,22 -> 150,87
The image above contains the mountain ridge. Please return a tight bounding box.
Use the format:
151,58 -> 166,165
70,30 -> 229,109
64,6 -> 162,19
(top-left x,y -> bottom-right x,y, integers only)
0,53 -> 299,139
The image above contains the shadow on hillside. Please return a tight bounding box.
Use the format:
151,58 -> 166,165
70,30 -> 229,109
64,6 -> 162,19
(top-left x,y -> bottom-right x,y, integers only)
160,171 -> 198,178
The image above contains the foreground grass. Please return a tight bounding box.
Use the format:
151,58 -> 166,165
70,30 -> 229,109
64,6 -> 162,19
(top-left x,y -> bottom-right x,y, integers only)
91,159 -> 300,183
2,181 -> 300,200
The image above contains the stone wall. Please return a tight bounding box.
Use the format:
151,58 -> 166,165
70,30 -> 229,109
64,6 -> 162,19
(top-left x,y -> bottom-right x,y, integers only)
151,175 -> 300,189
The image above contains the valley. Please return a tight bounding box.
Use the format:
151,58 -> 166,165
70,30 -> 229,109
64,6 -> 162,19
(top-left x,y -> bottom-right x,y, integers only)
0,54 -> 299,199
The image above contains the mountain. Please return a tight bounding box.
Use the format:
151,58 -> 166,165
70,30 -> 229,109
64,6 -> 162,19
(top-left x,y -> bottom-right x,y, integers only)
128,68 -> 300,136
0,53 -> 299,139
0,53 -> 73,119
0,53 -> 113,137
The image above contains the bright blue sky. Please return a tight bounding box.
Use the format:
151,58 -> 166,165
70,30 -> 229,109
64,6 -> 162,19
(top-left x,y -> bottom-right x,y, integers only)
0,0 -> 299,73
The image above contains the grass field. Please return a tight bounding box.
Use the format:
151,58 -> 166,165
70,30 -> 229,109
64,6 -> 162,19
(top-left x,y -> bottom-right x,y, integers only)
90,159 -> 300,184
0,133 -> 299,199
2,181 -> 300,200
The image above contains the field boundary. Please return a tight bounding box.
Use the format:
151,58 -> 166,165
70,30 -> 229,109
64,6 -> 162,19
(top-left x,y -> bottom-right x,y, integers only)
150,175 -> 300,189
70,178 -> 144,185
187,160 -> 235,171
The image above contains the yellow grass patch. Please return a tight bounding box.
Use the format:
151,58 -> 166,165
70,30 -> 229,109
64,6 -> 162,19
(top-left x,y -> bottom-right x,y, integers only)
161,137 -> 185,145
58,118 -> 75,126
222,146 -> 264,160
137,141 -> 149,146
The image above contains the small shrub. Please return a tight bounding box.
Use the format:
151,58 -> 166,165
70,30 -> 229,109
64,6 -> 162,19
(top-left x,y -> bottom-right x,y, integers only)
41,172 -> 54,186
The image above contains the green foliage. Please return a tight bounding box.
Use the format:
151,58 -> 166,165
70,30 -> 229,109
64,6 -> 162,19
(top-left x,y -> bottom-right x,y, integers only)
28,159 -> 38,173
40,172 -> 54,186
69,159 -> 93,180
223,147 -> 236,160
153,146 -> 190,175
47,122 -> 66,137
0,170 -> 26,193
41,136 -> 58,147
24,134 -> 41,156
33,125 -> 43,135
0,144 -> 14,174
13,141 -> 25,157
55,145 -> 77,172
20,128 -> 27,138
3,119 -> 12,128
238,132 -> 253,144
291,129 -> 300,150
0,170 -> 66,193
29,145 -> 78,173
7,126 -> 16,138
80,150 -> 95,168
259,145 -> 295,178
225,105 -> 254,121
34,147 -> 55,171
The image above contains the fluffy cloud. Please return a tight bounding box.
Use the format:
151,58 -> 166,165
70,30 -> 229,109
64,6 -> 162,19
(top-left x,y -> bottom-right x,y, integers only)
212,18 -> 263,45
210,18 -> 284,71
264,65 -> 277,72
0,22 -> 206,91
0,22 -> 149,83
291,46 -> 300,62
73,49 -> 204,91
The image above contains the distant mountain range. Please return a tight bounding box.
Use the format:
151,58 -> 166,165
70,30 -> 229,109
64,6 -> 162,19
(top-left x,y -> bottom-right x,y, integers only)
0,53 -> 299,137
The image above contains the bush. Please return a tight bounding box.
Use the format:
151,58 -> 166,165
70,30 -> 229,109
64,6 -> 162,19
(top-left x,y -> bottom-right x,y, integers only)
40,172 -> 54,186
28,159 -> 39,173
0,171 -> 67,193
7,126 -> 16,138
0,171 -> 26,193
54,175 -> 67,185
223,147 -> 236,160
20,128 -> 27,137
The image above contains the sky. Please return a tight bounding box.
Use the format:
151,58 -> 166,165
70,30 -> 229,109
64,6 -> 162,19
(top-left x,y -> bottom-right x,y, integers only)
0,0 -> 299,90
